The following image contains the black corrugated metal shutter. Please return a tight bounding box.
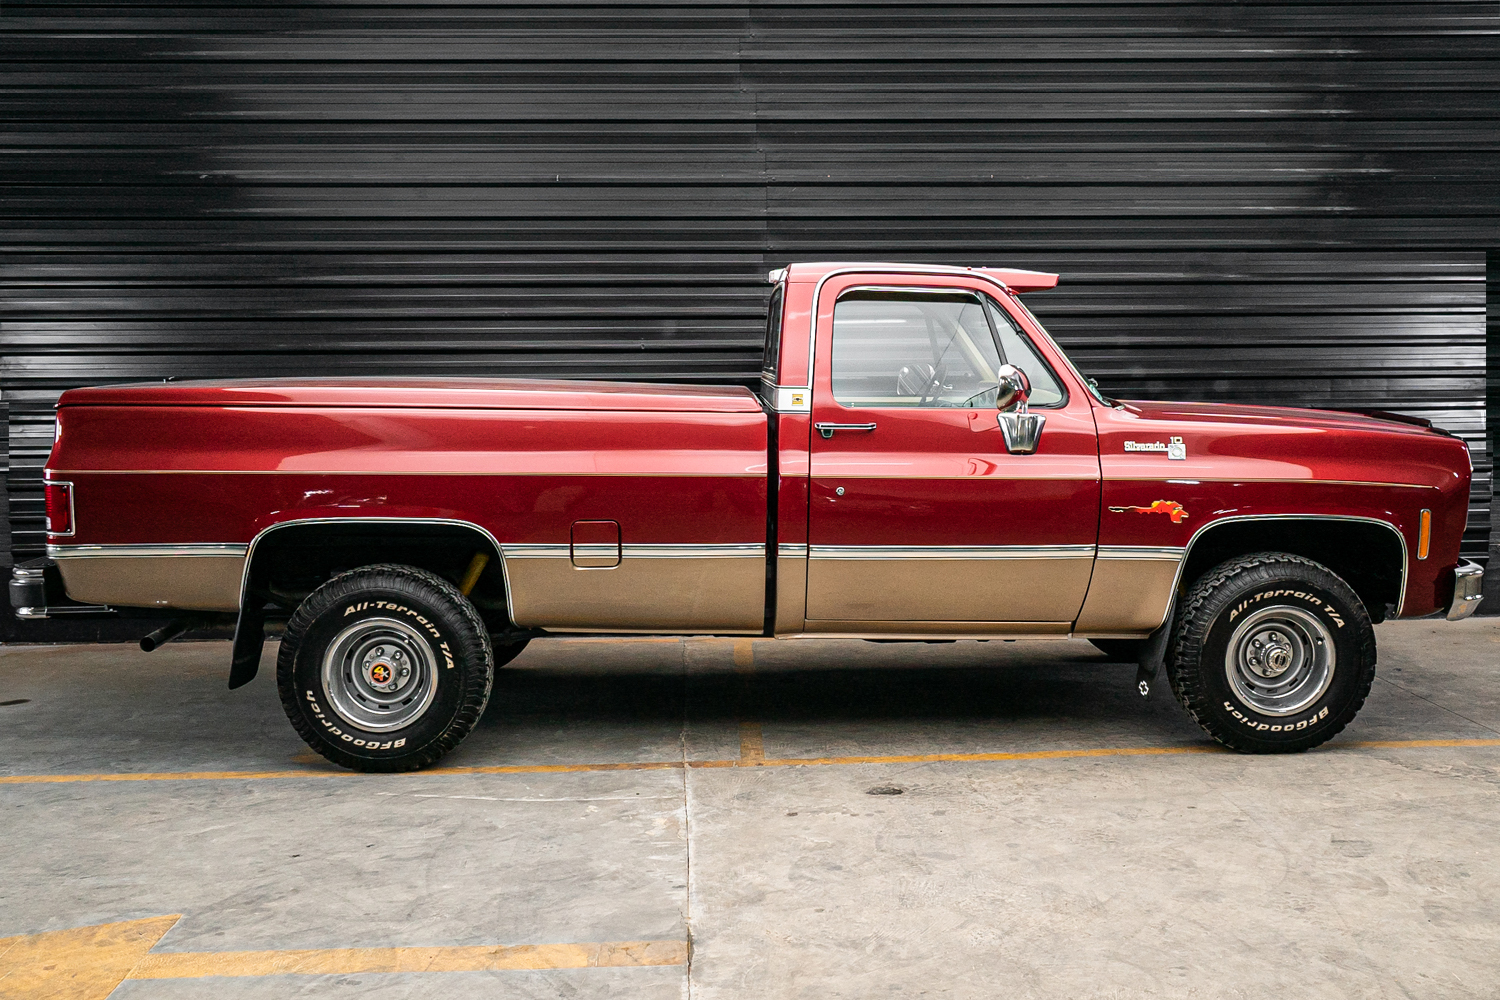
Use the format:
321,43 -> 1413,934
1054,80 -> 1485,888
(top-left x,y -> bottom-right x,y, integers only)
3,3 -> 1495,638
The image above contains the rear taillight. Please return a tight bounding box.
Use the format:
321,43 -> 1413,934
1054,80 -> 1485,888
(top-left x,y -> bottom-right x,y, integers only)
45,481 -> 74,536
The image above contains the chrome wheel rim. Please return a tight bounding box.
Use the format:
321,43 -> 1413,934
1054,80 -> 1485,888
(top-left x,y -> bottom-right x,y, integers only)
1224,605 -> 1336,717
321,617 -> 438,732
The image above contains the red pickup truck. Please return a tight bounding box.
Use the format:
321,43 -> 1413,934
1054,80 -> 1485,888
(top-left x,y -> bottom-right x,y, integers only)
18,262 -> 1483,771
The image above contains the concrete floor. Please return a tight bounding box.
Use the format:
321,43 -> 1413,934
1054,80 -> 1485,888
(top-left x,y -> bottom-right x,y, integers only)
1,619 -> 1498,998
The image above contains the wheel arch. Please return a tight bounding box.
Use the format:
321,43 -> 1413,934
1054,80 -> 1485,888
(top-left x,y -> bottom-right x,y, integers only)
1177,515 -> 1407,623
240,517 -> 515,630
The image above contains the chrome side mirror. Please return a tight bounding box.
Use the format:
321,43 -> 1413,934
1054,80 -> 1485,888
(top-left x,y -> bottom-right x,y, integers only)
995,364 -> 1045,454
993,364 -> 1030,413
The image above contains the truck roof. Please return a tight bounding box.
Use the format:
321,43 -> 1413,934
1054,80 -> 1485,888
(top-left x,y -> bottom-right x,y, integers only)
776,262 -> 1059,293
57,378 -> 765,413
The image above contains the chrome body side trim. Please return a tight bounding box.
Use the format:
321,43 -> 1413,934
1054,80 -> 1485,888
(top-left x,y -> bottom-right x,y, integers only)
809,544 -> 1095,560
50,543 -> 249,559
503,542 -> 766,560
627,544 -> 765,559
778,542 -> 809,558
1447,559 -> 1484,621
1096,545 -> 1187,561
501,543 -> 568,559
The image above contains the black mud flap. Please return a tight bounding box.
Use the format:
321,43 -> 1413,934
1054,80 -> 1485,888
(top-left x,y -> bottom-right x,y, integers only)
228,604 -> 267,689
1135,598 -> 1177,698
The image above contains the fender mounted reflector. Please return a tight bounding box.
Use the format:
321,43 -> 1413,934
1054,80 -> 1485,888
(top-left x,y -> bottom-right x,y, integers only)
1417,509 -> 1431,560
45,481 -> 74,536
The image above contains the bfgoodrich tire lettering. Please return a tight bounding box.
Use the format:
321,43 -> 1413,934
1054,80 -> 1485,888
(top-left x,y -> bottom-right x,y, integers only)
278,564 -> 494,772
1167,552 -> 1376,754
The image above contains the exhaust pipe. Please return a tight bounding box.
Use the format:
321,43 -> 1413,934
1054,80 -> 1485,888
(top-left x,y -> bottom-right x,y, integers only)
140,618 -> 195,652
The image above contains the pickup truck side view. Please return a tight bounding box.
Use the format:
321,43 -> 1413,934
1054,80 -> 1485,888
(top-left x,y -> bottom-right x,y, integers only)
16,262 -> 1484,771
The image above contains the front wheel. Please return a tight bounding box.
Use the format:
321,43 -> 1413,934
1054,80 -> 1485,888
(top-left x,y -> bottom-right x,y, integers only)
278,564 -> 494,772
1167,552 -> 1376,754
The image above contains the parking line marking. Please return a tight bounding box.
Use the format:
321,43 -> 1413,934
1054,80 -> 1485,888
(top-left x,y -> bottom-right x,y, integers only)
1,739 -> 1497,786
126,939 -> 689,978
739,722 -> 766,762
0,916 -> 685,995
0,914 -> 180,1000
1344,738 -> 1500,749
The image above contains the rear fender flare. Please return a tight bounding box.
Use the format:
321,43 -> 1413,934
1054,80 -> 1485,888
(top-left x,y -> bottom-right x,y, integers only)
228,517 -> 513,689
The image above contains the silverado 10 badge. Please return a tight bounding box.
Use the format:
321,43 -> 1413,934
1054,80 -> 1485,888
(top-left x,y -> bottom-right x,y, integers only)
1124,436 -> 1187,460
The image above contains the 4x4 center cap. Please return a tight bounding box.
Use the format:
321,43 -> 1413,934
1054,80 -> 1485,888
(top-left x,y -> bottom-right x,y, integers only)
361,645 -> 409,693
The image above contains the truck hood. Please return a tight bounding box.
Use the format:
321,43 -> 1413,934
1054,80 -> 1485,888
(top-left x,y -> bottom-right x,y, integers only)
1099,397 -> 1469,494
56,377 -> 764,413
1117,399 -> 1443,438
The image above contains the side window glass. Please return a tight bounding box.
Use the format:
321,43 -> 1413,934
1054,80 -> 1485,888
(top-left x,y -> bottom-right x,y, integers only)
984,297 -> 1066,407
831,290 -> 1005,408
761,283 -> 784,382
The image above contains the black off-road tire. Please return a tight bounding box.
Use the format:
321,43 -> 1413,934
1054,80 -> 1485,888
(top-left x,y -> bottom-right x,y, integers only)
278,564 -> 494,772
1167,552 -> 1376,754
1089,638 -> 1145,662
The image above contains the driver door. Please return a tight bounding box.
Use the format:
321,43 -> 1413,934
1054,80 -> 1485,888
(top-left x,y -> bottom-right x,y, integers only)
805,276 -> 1100,629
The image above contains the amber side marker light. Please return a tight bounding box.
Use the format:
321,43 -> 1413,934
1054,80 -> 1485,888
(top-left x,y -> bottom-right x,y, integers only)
1417,509 -> 1431,560
44,480 -> 74,536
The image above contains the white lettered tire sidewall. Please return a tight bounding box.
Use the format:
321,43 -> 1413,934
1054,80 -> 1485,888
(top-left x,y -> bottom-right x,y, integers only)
277,565 -> 494,772
1170,554 -> 1376,754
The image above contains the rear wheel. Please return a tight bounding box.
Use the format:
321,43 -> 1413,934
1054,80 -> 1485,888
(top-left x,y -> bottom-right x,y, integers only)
278,563 -> 494,772
1167,552 -> 1376,753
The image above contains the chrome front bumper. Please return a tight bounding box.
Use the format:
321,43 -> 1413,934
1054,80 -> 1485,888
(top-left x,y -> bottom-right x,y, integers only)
1446,560 -> 1485,621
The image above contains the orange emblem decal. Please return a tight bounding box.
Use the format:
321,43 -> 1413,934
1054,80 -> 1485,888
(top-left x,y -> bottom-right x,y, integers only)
1108,500 -> 1189,523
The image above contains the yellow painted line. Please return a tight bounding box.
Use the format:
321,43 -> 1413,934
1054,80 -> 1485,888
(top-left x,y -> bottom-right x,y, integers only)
0,768 -> 344,785
0,915 -> 181,1000
2,738 -> 1498,786
698,745 -> 1230,768
1344,738 -> 1500,749
739,722 -> 766,762
0,916 -> 684,997
0,768 -> 352,785
0,761 -> 686,784
127,939 -> 688,978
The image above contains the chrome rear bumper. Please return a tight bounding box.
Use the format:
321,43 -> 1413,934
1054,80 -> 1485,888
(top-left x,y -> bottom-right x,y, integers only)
1446,560 -> 1484,621
9,557 -> 111,619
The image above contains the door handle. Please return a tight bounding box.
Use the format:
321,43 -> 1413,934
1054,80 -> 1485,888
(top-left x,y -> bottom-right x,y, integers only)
814,422 -> 877,439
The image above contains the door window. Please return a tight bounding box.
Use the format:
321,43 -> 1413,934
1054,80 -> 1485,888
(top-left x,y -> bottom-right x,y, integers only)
830,290 -> 1004,408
